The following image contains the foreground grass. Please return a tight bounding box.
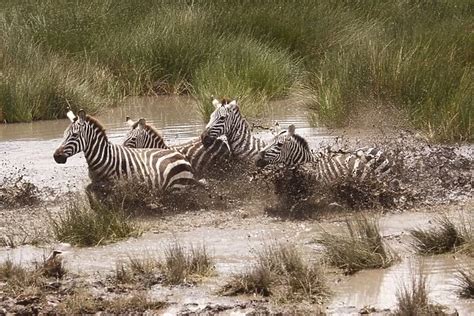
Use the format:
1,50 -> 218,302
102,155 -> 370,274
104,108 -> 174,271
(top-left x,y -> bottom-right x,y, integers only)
0,253 -> 65,296
409,214 -> 473,256
49,197 -> 141,247
318,216 -> 397,274
394,271 -> 446,316
0,1 -> 471,141
221,242 -> 329,303
456,269 -> 474,299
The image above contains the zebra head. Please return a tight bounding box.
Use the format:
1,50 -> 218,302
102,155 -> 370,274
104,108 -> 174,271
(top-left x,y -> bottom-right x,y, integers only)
201,98 -> 238,147
123,117 -> 168,149
256,124 -> 311,167
53,109 -> 89,164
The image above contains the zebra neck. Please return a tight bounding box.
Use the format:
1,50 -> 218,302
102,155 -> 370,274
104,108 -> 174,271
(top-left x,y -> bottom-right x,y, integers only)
228,120 -> 265,159
83,132 -> 113,175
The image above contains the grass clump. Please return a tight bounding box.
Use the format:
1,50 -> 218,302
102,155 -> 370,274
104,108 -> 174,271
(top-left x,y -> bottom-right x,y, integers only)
114,254 -> 162,288
455,269 -> 474,299
162,242 -> 214,285
58,290 -> 166,314
409,214 -> 472,255
49,196 -> 141,247
394,271 -> 446,316
221,242 -> 329,303
318,216 -> 397,274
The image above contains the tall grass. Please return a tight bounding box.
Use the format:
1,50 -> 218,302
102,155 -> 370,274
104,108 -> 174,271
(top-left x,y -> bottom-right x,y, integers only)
1,0 -> 471,141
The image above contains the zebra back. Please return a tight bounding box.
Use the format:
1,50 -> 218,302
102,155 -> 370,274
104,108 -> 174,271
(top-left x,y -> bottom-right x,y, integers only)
124,117 -> 231,175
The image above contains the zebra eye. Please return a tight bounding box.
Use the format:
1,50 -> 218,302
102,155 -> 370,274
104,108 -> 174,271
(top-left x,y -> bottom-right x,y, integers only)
71,132 -> 79,138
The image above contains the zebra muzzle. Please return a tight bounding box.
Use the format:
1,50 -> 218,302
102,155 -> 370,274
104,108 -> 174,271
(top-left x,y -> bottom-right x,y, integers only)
53,147 -> 68,164
255,156 -> 269,168
201,134 -> 214,147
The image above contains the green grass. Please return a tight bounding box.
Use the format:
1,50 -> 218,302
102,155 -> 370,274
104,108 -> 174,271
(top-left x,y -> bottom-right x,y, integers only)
221,242 -> 329,303
0,0 -> 471,141
318,215 -> 398,274
49,196 -> 141,247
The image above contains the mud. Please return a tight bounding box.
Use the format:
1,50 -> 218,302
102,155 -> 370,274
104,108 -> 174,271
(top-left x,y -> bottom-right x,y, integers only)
1,97 -> 473,314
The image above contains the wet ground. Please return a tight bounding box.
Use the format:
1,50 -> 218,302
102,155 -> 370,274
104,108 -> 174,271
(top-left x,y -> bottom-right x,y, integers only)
0,97 -> 473,314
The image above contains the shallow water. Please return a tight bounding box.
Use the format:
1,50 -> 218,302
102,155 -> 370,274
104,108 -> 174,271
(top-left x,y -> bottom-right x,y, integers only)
1,208 -> 472,314
0,96 -> 330,191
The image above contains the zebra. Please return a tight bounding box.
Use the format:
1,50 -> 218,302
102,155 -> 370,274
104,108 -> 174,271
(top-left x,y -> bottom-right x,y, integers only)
53,109 -> 200,191
201,98 -> 267,160
122,117 -> 231,175
255,124 -> 392,184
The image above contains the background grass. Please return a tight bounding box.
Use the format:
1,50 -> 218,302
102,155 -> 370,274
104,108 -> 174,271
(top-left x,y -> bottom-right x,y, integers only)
0,0 -> 472,141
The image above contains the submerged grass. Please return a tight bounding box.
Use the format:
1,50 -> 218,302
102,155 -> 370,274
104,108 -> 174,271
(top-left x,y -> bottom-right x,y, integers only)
49,196 -> 141,247
394,270 -> 446,316
409,214 -> 473,256
221,242 -> 329,303
318,215 -> 397,274
1,0 -> 471,140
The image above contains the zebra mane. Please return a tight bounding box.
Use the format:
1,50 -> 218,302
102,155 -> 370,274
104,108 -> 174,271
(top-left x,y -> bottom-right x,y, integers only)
85,115 -> 107,138
143,124 -> 163,139
292,134 -> 310,152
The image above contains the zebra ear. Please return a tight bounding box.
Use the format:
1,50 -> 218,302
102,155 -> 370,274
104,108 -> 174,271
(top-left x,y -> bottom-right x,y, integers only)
211,98 -> 221,108
138,118 -> 146,129
126,116 -> 135,127
288,124 -> 296,136
272,121 -> 281,135
229,100 -> 237,106
77,109 -> 86,121
66,110 -> 76,122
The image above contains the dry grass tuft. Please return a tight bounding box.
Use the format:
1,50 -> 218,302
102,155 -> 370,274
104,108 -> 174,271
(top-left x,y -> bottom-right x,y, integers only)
394,271 -> 446,315
58,290 -> 166,314
0,258 -> 46,295
456,269 -> 474,299
0,175 -> 39,207
409,214 -> 472,255
318,215 -> 397,274
221,242 -> 329,303
162,242 -> 214,285
114,254 -> 162,288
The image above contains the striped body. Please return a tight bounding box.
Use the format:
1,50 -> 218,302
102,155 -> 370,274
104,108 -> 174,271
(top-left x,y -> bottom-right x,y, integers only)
123,118 -> 231,175
256,125 -> 391,184
201,99 -> 266,160
53,112 -> 197,191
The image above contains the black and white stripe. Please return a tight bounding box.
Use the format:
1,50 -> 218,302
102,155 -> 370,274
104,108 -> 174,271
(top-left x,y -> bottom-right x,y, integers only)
256,125 -> 391,183
123,117 -> 231,175
201,99 -> 266,160
53,110 -> 198,191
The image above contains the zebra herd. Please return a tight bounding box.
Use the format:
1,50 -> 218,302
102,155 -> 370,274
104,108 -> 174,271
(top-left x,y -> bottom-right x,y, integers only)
53,98 -> 391,193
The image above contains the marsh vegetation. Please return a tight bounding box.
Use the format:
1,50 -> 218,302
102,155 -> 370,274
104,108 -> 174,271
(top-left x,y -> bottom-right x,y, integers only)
0,0 -> 471,141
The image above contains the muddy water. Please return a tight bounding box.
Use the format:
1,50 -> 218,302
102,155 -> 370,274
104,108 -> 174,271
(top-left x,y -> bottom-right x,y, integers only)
1,208 -> 473,314
0,96 -> 330,192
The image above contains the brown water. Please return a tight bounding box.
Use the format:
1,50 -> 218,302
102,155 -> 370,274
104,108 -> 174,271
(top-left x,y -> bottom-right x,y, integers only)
0,96 -> 329,191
